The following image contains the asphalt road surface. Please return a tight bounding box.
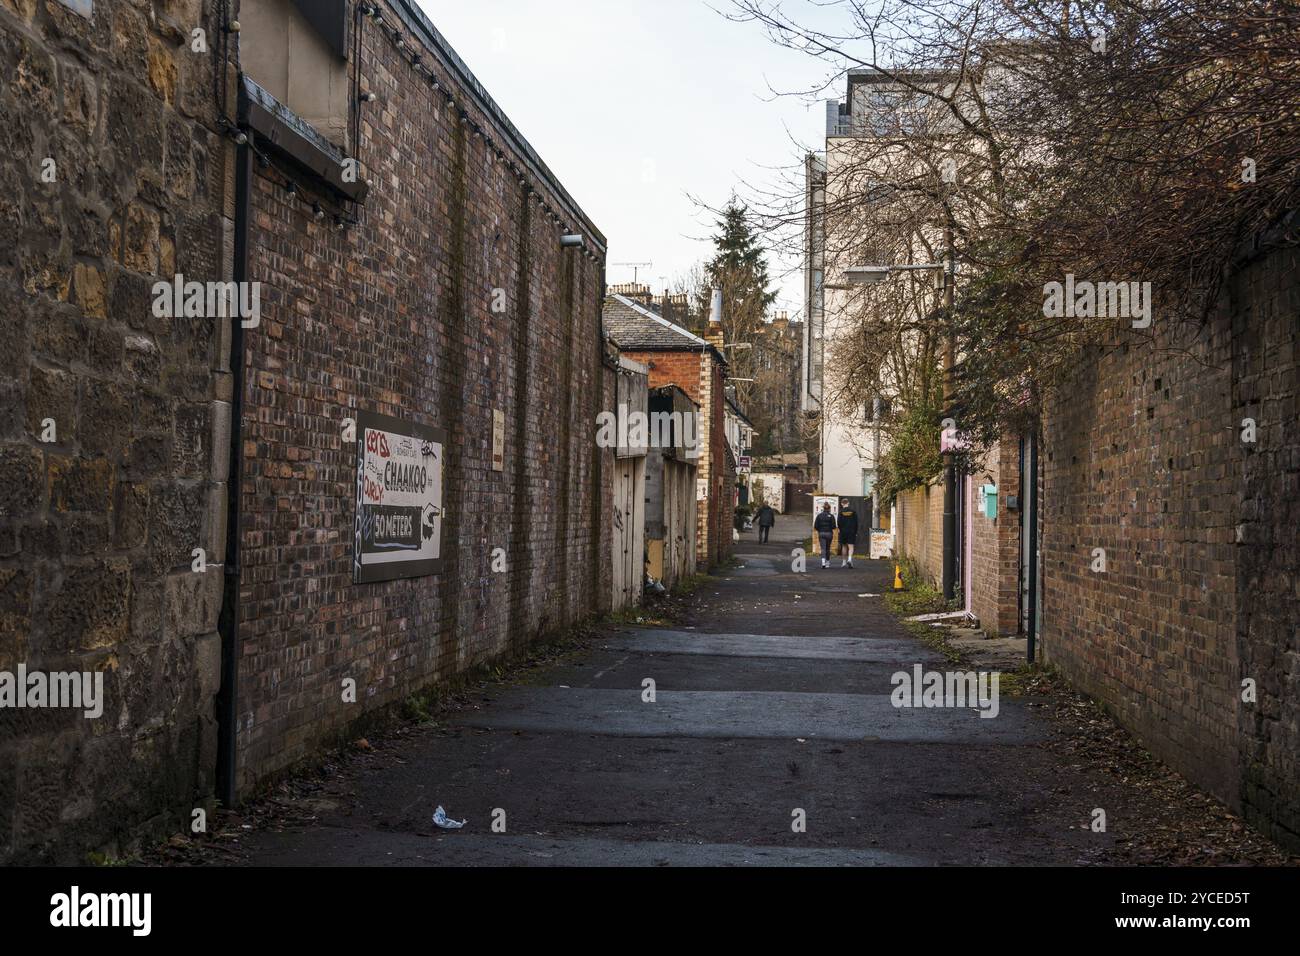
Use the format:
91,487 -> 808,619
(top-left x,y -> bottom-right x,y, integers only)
234,514 -> 1112,866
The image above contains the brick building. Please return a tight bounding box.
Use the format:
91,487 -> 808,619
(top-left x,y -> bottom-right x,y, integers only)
895,439 -> 1024,638
603,293 -> 734,569
231,0 -> 609,795
749,311 -> 803,456
967,441 -> 1022,637
611,282 -> 800,458
1,0 -> 610,861
645,384 -> 699,589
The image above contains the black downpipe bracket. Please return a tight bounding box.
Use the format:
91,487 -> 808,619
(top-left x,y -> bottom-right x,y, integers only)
216,142 -> 253,807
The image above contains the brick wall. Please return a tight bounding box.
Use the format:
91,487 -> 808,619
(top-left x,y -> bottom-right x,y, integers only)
897,444 -> 1021,635
1041,327 -> 1240,816
969,439 -> 1021,636
232,4 -> 608,791
0,0 -> 230,862
1232,240 -> 1300,849
1040,240 -> 1299,849
896,481 -> 944,586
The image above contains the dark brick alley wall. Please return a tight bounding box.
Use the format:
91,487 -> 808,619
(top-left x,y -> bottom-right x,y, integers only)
234,3 -> 610,792
1230,241 -> 1300,850
1040,241 -> 1299,850
0,0 -> 230,862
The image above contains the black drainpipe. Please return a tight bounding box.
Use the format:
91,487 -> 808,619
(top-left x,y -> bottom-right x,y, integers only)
216,141 -> 253,806
1025,428 -> 1039,665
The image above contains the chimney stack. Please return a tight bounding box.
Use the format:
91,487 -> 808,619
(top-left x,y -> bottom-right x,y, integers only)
704,288 -> 726,356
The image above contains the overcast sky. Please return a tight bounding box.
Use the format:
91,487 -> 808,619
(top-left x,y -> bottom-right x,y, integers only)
419,0 -> 841,318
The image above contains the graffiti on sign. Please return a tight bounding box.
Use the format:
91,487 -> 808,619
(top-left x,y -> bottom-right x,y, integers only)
354,411 -> 446,583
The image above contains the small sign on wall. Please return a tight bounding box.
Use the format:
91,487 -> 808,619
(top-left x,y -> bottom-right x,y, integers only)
492,408 -> 505,472
697,478 -> 709,502
354,410 -> 446,584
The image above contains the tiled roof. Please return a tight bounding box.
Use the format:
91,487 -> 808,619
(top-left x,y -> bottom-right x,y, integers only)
603,295 -> 723,360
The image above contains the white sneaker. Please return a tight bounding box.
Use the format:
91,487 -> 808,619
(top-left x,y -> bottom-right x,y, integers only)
840,559 -> 847,568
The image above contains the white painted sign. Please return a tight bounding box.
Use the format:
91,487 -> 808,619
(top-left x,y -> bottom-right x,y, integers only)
354,411 -> 445,583
492,408 -> 505,472
870,529 -> 893,560
813,495 -> 839,517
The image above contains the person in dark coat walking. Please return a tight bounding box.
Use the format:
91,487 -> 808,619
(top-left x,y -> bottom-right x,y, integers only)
813,502 -> 836,568
836,498 -> 859,568
756,504 -> 776,543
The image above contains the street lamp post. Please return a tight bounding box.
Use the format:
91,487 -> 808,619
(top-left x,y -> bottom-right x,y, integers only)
939,222 -> 957,603
871,395 -> 882,529
831,245 -> 956,591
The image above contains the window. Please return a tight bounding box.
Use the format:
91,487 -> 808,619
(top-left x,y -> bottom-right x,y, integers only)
241,0 -> 352,149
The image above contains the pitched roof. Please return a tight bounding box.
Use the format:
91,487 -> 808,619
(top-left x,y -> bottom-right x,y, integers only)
603,295 -> 726,365
725,397 -> 754,427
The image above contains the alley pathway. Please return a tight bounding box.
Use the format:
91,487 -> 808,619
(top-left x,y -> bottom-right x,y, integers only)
234,514 -> 1113,866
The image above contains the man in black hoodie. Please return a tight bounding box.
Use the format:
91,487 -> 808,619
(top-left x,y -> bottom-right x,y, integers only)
756,504 -> 776,543
836,498 -> 859,568
813,502 -> 837,569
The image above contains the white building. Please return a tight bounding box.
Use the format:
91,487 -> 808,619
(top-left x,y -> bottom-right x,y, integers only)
805,71 -> 957,523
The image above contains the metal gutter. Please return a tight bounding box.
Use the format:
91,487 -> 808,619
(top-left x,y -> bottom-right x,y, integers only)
386,0 -> 605,253
215,142 -> 253,807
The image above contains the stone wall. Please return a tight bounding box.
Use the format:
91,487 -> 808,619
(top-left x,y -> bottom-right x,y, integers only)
0,0 -> 230,862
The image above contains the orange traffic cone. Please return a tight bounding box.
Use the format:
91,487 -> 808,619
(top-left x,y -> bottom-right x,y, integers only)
893,564 -> 904,590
